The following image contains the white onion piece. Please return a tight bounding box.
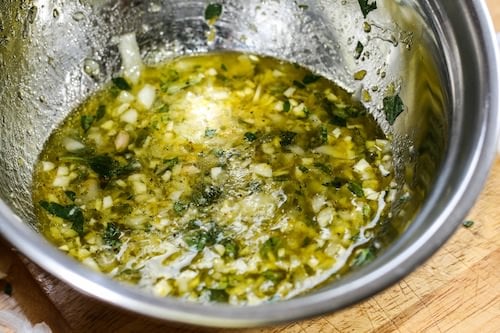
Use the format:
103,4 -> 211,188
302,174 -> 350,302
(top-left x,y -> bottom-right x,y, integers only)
63,137 -> 85,152
137,84 -> 156,110
118,33 -> 143,84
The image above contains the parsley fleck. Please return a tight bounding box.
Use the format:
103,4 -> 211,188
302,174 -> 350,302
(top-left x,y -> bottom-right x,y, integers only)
205,128 -> 217,138
103,223 -> 121,250
64,191 -> 76,201
348,181 -> 364,197
462,220 -> 474,228
95,105 -> 106,121
80,115 -> 94,132
174,201 -> 188,215
303,74 -> 321,85
205,3 -> 223,21
283,100 -> 291,112
383,94 -> 405,125
280,131 -> 297,147
208,288 -> 229,302
263,269 -> 287,283
260,236 -> 282,259
352,247 -> 376,266
293,80 -> 306,89
40,201 -> 85,235
112,77 -> 132,91
358,0 -> 377,18
244,132 -> 258,142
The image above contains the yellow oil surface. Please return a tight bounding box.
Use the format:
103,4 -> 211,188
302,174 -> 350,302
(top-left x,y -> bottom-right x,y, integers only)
32,52 -> 395,304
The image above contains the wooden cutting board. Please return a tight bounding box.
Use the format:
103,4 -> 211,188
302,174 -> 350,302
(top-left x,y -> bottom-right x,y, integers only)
1,2 -> 500,332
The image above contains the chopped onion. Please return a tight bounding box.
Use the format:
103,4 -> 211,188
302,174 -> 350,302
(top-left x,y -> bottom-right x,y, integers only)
118,33 -> 143,84
137,84 -> 156,110
63,137 -> 85,152
117,90 -> 135,104
120,109 -> 138,124
42,161 -> 55,172
284,87 -> 296,98
251,163 -> 273,177
317,207 -> 334,227
102,196 -> 113,209
114,130 -> 130,152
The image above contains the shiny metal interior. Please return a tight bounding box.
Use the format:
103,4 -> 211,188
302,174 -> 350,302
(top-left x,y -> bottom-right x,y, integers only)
0,0 -> 498,327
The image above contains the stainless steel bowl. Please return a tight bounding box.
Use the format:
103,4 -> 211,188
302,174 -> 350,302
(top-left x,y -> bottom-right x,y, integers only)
0,0 -> 498,327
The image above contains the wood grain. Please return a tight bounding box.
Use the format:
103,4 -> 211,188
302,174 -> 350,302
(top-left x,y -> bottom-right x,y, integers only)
1,3 -> 500,332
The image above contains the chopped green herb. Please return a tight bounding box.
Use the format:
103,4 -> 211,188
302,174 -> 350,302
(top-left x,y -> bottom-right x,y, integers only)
320,126 -> 328,144
157,104 -> 170,113
192,184 -> 222,207
355,41 -> 364,60
260,236 -> 282,259
205,128 -> 217,138
462,220 -> 474,228
280,131 -> 297,147
298,4 -> 309,10
221,63 -> 228,71
293,80 -> 306,89
134,128 -> 150,148
221,238 -> 239,259
64,191 -> 77,201
95,105 -> 106,121
244,132 -> 258,142
314,162 -> 332,175
88,155 -> 119,180
383,94 -> 405,125
3,282 -> 12,296
184,224 -> 221,251
39,201 -> 85,235
80,115 -> 94,132
352,247 -> 376,266
112,77 -> 132,91
323,177 -> 347,189
173,201 -> 188,215
358,0 -> 377,18
303,74 -> 320,85
263,269 -> 287,283
298,165 -> 309,173
348,181 -> 364,197
205,3 -> 223,21
283,100 -> 291,112
103,223 -> 121,250
156,157 -> 179,175
208,288 -> 229,302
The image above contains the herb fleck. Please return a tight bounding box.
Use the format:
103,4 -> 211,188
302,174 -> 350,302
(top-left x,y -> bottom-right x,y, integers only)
383,94 -> 405,125
358,0 -> 377,18
244,132 -> 258,142
112,77 -> 132,91
208,288 -> 229,302
462,220 -> 474,228
303,74 -> 320,85
205,3 -> 223,21
280,131 -> 297,147
352,247 -> 376,266
40,201 -> 85,235
283,100 -> 291,112
348,181 -> 364,197
103,223 -> 121,250
205,128 -> 217,138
